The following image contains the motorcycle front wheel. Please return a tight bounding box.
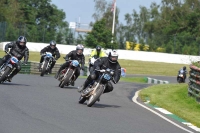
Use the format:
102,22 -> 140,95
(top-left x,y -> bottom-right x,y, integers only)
40,61 -> 48,76
87,85 -> 104,107
60,69 -> 73,88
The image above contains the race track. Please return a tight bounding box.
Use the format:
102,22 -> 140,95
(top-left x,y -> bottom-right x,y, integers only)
0,74 -> 196,133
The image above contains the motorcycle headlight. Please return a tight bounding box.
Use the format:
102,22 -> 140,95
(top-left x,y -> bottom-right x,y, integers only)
179,74 -> 183,77
103,74 -> 111,80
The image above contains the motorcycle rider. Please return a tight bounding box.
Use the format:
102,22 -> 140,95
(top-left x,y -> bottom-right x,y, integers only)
89,45 -> 107,73
0,36 -> 29,82
89,45 -> 107,59
177,66 -> 187,82
39,40 -> 60,73
78,50 -> 121,94
54,44 -> 85,86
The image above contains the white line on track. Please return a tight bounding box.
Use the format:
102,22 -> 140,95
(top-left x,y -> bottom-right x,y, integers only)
132,90 -> 195,133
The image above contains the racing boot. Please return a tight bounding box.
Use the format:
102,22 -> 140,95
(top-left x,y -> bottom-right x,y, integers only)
77,79 -> 91,92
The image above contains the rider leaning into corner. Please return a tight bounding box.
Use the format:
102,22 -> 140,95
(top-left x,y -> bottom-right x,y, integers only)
54,44 -> 85,86
89,45 -> 107,73
39,40 -> 60,74
0,36 -> 29,82
78,50 -> 121,94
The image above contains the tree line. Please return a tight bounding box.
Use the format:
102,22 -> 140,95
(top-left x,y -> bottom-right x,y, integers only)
1,0 -> 200,55
89,0 -> 200,55
0,0 -> 71,44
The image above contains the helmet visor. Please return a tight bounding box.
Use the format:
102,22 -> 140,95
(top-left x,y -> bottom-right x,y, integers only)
50,45 -> 55,49
77,49 -> 83,55
111,56 -> 118,61
19,42 -> 25,46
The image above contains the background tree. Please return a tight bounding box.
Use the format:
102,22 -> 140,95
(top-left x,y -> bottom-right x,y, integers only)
85,19 -> 114,49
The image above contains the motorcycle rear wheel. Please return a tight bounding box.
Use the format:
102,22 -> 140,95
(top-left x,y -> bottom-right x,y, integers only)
78,96 -> 87,104
0,67 -> 11,83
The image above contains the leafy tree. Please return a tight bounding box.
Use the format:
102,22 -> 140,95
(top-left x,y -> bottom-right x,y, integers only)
85,19 -> 114,49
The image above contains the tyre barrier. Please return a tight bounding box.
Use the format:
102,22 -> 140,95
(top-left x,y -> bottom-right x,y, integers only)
147,77 -> 169,84
0,59 -> 88,76
188,64 -> 200,102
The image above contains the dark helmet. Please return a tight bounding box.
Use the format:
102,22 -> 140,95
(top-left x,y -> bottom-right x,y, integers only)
50,40 -> 56,49
96,45 -> 102,52
17,36 -> 27,47
183,66 -> 186,71
108,50 -> 118,63
76,44 -> 84,55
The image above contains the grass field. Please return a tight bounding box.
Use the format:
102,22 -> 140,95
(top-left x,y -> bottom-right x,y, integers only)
139,84 -> 200,127
0,50 -> 189,76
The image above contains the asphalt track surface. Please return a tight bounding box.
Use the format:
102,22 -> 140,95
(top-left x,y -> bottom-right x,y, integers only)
0,74 -> 196,133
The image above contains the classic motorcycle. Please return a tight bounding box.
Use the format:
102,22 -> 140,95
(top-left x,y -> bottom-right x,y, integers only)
0,51 -> 19,83
79,68 -> 114,107
177,69 -> 185,83
58,60 -> 79,88
39,52 -> 54,76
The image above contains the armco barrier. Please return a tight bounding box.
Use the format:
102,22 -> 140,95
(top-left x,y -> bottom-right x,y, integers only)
188,64 -> 200,102
147,77 -> 169,84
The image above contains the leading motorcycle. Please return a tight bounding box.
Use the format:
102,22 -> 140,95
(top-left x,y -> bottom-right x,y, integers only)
78,68 -> 114,107
0,51 -> 19,83
58,60 -> 79,88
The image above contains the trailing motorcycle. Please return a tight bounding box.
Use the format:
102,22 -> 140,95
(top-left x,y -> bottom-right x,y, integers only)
39,52 -> 54,76
0,51 -> 19,83
89,56 -> 99,73
58,60 -> 79,88
79,68 -> 114,107
177,69 -> 186,83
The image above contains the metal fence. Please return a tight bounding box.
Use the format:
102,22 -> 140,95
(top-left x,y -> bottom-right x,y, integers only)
188,64 -> 200,102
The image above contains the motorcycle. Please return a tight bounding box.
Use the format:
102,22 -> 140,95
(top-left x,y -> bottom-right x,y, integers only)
39,52 -> 54,76
58,60 -> 79,88
89,56 -> 99,73
0,51 -> 19,83
78,68 -> 114,107
177,69 -> 185,83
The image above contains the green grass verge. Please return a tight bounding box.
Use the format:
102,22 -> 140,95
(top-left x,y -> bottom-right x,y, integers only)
118,59 -> 188,76
120,77 -> 147,83
0,50 -> 188,76
139,84 -> 200,127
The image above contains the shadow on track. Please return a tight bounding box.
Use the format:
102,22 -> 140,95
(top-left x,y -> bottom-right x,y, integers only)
56,86 -> 78,89
80,103 -> 121,108
1,83 -> 30,86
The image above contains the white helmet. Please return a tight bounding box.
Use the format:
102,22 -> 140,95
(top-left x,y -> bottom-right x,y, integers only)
108,50 -> 118,63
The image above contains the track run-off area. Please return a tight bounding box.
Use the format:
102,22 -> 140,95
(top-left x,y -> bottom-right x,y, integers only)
0,74 -> 197,133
